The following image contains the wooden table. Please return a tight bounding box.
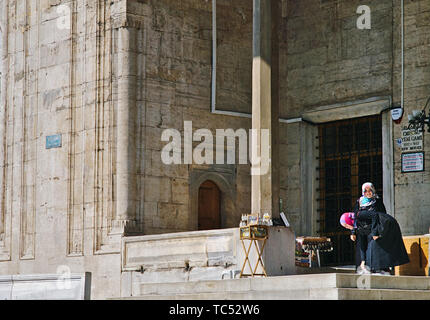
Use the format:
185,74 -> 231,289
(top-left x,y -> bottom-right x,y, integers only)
239,225 -> 268,278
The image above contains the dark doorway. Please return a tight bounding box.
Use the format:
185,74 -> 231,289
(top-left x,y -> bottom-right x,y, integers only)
318,115 -> 383,266
198,180 -> 221,230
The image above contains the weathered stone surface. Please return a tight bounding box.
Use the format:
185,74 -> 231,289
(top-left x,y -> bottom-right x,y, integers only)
0,0 -> 429,300
122,226 -> 295,296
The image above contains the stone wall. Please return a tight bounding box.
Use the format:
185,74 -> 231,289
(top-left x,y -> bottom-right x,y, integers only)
281,0 -> 395,235
281,0 -> 430,236
140,0 -> 256,234
0,0 -> 429,300
280,0 -> 393,118
0,0 -> 260,299
0,0 -> 134,299
392,0 -> 430,235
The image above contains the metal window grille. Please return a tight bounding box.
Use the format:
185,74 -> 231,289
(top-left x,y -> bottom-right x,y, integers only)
317,115 -> 383,266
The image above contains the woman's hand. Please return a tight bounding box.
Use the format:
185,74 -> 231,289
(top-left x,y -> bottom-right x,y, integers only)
373,236 -> 379,241
350,235 -> 356,241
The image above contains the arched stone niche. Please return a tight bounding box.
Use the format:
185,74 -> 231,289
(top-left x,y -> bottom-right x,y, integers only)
189,166 -> 237,231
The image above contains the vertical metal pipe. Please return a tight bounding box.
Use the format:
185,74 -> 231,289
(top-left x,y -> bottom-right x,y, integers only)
401,0 -> 404,108
211,0 -> 216,113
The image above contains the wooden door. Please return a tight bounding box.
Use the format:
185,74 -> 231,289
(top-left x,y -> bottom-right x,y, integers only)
198,180 -> 221,230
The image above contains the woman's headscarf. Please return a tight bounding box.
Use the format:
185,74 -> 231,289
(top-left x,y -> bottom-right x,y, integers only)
359,182 -> 378,207
340,212 -> 355,229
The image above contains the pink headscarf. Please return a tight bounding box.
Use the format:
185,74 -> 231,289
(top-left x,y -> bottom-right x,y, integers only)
340,212 -> 355,229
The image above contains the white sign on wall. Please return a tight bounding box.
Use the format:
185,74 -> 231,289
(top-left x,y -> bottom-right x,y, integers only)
401,128 -> 423,152
401,152 -> 424,173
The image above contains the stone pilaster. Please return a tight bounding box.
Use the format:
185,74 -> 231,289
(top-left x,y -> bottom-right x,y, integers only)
0,0 -> 11,261
251,0 -> 280,218
115,26 -> 138,229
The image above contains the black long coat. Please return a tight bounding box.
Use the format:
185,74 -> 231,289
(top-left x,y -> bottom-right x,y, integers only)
352,198 -> 409,270
366,211 -> 410,270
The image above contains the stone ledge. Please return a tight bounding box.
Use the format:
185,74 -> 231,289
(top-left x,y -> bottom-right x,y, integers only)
0,272 -> 91,300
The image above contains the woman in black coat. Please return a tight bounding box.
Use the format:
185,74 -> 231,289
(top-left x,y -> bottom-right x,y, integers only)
350,182 -> 409,274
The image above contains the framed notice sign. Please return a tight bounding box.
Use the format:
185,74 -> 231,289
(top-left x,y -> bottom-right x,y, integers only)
401,128 -> 423,152
401,152 -> 424,173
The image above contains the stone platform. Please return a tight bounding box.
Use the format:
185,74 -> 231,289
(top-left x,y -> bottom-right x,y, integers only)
119,228 -> 430,300
118,273 -> 430,300
120,226 -> 296,296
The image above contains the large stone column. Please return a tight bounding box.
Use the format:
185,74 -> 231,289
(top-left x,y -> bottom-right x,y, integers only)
116,27 -> 138,228
251,0 -> 280,218
0,0 -> 7,241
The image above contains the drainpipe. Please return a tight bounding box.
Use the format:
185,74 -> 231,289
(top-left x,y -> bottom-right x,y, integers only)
392,0 -> 405,220
211,0 -> 217,115
401,0 -> 404,110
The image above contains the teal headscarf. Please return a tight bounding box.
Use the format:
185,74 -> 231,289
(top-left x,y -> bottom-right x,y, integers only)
359,182 -> 378,207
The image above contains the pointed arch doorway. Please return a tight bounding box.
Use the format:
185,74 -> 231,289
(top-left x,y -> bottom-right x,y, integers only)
198,180 -> 221,230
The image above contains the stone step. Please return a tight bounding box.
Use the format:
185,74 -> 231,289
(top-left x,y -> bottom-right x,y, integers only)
337,288 -> 430,300
139,273 -> 337,296
122,287 -> 430,300
124,288 -> 340,300
139,273 -> 430,296
336,273 -> 430,290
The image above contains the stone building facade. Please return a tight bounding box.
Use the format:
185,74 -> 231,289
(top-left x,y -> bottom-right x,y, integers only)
0,0 -> 429,299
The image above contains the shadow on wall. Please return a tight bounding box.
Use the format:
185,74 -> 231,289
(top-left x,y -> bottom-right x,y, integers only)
395,237 -> 429,276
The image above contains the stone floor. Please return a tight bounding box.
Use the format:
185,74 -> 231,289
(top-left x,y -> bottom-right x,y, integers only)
117,273 -> 430,300
295,265 -> 356,275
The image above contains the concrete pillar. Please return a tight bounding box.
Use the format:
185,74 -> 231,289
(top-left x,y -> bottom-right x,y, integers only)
251,0 -> 280,218
116,27 -> 137,226
0,0 -> 8,235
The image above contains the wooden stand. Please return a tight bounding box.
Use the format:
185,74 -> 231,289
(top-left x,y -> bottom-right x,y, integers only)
295,236 -> 333,268
239,225 -> 268,278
